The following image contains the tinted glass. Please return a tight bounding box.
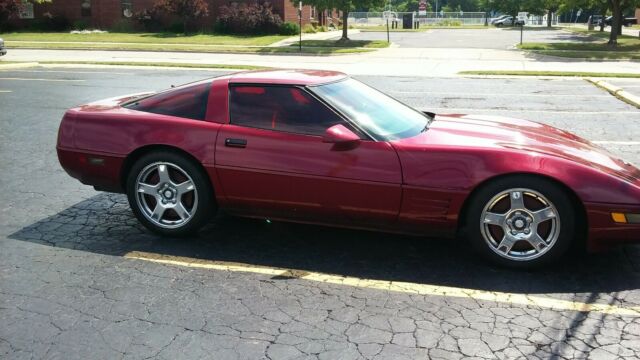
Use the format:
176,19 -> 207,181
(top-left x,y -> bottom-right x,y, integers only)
125,81 -> 211,121
311,78 -> 430,140
229,86 -> 343,136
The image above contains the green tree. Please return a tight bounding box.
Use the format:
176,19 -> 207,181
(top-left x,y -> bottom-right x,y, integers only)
1,0 -> 51,30
153,0 -> 209,34
293,0 -> 385,40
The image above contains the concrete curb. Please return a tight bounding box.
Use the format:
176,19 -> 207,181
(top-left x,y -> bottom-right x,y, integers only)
0,62 -> 39,70
587,78 -> 640,109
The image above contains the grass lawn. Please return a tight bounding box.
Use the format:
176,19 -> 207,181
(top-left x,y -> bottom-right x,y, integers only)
36,61 -> 268,70
519,28 -> 640,60
0,32 -> 287,46
459,70 -> 640,78
5,40 -> 374,54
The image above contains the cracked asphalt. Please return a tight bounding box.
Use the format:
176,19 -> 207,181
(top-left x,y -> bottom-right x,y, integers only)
1,67 -> 640,359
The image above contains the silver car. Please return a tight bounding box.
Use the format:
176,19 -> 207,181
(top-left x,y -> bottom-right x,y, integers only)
0,38 -> 6,56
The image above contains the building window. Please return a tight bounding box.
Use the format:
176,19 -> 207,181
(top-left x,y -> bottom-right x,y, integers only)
311,7 -> 316,19
121,0 -> 133,18
81,0 -> 92,17
18,1 -> 34,19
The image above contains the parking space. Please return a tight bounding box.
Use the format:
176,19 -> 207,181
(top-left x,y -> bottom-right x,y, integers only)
338,28 -> 593,49
1,67 -> 640,359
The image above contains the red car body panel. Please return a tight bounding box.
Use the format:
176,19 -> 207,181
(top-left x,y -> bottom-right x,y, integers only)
56,70 -> 640,250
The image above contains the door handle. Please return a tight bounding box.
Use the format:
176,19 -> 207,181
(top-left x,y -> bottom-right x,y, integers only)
225,138 -> 247,148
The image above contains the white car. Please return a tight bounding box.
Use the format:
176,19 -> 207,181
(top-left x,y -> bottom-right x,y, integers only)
490,15 -> 510,25
0,38 -> 6,56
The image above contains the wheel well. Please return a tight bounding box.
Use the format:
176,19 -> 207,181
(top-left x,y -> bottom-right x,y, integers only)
120,145 -> 213,193
456,173 -> 588,248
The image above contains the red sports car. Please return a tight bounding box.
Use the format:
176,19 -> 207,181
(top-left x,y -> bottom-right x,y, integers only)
57,70 -> 640,267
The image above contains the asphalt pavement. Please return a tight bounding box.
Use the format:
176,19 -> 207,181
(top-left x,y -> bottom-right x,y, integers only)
1,67 -> 640,359
338,28 -> 591,49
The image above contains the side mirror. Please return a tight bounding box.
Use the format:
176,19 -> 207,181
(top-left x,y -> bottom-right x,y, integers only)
322,124 -> 360,144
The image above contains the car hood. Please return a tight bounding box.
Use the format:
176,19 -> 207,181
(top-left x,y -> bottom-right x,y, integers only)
397,113 -> 640,184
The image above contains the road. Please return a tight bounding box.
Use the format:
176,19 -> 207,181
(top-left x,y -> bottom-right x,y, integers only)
338,28 -> 591,49
1,67 -> 640,359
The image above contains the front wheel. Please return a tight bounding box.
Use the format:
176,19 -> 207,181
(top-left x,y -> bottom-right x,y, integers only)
466,176 -> 576,268
126,151 -> 215,237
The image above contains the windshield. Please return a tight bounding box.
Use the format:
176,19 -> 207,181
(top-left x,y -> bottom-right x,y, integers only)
311,78 -> 430,140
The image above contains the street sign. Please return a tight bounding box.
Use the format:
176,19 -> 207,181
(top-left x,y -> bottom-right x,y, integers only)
418,0 -> 427,16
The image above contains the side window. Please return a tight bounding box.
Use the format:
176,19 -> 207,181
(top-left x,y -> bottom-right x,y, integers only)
229,85 -> 344,136
125,81 -> 211,121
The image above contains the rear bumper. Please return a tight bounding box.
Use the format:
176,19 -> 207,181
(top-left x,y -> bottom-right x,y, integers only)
586,202 -> 640,251
57,147 -> 125,193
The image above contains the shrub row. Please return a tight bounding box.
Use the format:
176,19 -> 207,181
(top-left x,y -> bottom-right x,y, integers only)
4,2 -> 303,35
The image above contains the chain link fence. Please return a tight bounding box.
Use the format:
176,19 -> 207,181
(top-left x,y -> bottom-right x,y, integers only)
348,12 -> 558,26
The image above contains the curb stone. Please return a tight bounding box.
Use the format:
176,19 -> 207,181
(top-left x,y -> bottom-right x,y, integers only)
587,78 -> 640,109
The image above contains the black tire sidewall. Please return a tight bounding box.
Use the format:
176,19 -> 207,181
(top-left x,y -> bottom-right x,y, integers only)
126,151 -> 215,237
466,175 -> 576,269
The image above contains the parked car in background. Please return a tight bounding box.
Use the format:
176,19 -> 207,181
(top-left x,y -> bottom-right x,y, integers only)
57,70 -> 640,268
0,38 -> 6,56
598,16 -> 638,27
494,16 -> 521,27
490,15 -> 510,24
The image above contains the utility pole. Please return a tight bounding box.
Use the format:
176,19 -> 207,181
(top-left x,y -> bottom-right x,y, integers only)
299,1 -> 302,52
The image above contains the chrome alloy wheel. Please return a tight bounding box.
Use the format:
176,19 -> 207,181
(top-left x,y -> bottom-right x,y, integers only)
135,162 -> 198,229
480,188 -> 561,262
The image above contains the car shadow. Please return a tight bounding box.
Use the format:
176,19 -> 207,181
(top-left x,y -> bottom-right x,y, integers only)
9,193 -> 640,295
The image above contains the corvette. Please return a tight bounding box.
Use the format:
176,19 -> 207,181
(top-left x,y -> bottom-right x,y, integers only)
57,70 -> 640,267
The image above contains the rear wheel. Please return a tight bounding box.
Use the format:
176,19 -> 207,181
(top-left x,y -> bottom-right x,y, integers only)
466,176 -> 575,268
126,151 -> 215,237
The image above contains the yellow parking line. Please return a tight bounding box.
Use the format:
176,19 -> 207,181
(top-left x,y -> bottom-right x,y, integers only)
124,251 -> 640,317
0,77 -> 84,82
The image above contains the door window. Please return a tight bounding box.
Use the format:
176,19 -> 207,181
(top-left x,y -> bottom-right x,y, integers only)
229,85 -> 344,136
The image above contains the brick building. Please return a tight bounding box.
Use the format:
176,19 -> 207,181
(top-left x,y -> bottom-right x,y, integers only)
14,0 -> 341,30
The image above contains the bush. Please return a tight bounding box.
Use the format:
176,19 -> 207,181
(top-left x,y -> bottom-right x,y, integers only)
135,8 -> 162,32
215,2 -> 283,35
279,21 -> 299,35
32,12 -> 70,31
168,20 -> 184,33
72,19 -> 89,30
436,19 -> 462,26
110,18 -> 135,32
302,24 -> 316,33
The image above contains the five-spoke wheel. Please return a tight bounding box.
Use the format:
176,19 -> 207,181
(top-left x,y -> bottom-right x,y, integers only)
480,188 -> 560,262
135,162 -> 198,229
467,176 -> 575,268
126,151 -> 215,236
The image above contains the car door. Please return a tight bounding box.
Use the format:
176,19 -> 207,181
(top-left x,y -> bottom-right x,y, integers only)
214,84 -> 402,226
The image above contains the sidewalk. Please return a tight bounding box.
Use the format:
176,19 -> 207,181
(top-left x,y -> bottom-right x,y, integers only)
4,46 -> 639,77
564,23 -> 640,37
269,29 -> 360,47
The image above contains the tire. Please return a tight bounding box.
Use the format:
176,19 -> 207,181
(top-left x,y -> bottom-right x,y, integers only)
126,151 -> 216,237
465,175 -> 575,268
496,23 -> 503,27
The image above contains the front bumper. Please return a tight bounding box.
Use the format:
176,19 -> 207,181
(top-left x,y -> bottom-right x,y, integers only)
586,202 -> 640,251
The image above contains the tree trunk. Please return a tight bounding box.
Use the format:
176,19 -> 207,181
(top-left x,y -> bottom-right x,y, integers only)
600,10 -> 606,31
608,0 -> 620,46
341,9 -> 348,40
547,11 -> 552,27
183,17 -> 188,35
617,10 -> 623,35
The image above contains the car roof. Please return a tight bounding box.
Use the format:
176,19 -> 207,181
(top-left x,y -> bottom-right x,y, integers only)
228,69 -> 348,86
